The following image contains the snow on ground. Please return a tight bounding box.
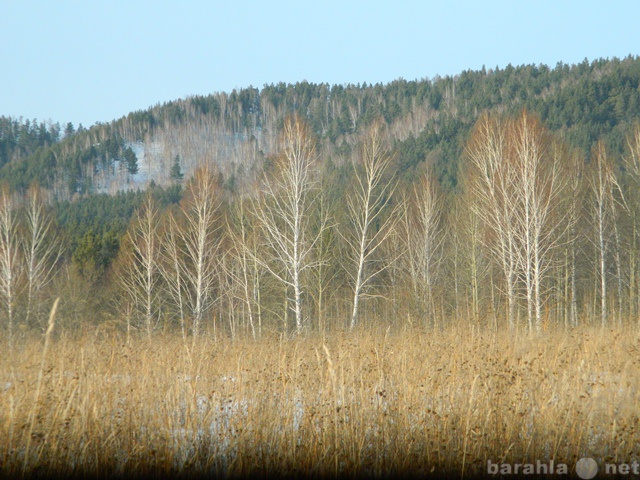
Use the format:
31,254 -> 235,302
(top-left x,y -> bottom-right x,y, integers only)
93,140 -> 166,194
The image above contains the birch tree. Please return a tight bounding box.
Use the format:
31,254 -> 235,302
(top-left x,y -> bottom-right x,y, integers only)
175,166 -> 222,338
344,121 -> 398,329
0,186 -> 20,349
465,112 -> 568,330
450,190 -> 488,324
624,123 -> 640,321
117,195 -> 161,337
251,115 -> 324,333
464,113 -> 519,328
308,190 -> 338,333
399,170 -> 445,325
565,151 -> 584,327
226,192 -> 265,338
22,186 -> 63,328
509,113 -> 568,331
588,141 -> 624,326
159,210 -> 187,339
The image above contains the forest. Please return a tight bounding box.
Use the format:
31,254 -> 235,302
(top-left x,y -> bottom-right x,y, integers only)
1,55 -> 640,333
1,56 -> 640,478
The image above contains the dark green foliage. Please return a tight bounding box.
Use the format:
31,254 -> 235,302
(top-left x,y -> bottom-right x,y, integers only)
64,122 -> 75,138
55,191 -> 143,270
0,117 -> 60,169
54,185 -> 182,274
394,117 -> 468,189
0,119 -> 141,192
72,228 -> 120,273
170,155 -> 183,182
150,183 -> 183,207
122,147 -> 138,175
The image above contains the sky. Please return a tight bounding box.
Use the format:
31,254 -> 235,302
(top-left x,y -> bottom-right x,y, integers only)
2,0 -> 639,128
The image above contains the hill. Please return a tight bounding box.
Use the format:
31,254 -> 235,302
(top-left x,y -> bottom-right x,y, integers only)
2,55 -> 640,196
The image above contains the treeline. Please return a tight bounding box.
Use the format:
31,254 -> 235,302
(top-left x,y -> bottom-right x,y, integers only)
2,56 -> 640,197
0,118 -> 139,194
3,111 -> 640,340
0,117 -> 60,168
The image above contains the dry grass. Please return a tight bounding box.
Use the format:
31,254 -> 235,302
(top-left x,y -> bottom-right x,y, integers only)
1,321 -> 639,479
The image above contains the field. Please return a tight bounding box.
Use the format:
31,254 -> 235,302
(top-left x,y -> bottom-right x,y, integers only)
1,320 -> 639,479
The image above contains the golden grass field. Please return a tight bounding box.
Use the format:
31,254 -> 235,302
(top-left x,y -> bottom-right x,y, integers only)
1,320 -> 639,479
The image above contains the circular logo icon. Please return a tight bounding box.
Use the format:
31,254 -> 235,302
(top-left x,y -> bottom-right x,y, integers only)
576,457 -> 598,479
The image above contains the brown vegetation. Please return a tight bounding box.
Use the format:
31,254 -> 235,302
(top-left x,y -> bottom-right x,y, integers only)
1,320 -> 638,478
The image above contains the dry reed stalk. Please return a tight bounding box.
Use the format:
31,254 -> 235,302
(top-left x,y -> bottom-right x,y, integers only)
0,321 -> 638,478
22,297 -> 58,477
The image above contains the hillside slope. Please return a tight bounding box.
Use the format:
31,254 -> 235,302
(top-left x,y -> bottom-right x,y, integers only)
2,55 -> 640,197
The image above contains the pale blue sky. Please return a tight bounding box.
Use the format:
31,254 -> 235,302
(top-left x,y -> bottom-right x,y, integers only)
1,0 -> 638,127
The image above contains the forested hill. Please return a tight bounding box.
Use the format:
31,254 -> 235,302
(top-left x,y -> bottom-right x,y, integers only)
2,55 -> 640,196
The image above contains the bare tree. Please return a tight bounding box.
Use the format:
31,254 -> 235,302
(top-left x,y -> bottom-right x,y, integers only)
464,113 -> 519,328
250,116 -> 325,333
344,121 -> 398,329
226,192 -> 264,338
624,123 -> 640,321
158,167 -> 222,339
450,190 -> 488,325
565,150 -> 585,327
588,141 -> 624,326
509,113 -> 568,330
0,186 -> 20,348
117,195 -> 161,337
159,210 -> 187,339
399,170 -> 445,326
465,112 -> 568,330
22,186 -> 63,328
305,179 -> 339,333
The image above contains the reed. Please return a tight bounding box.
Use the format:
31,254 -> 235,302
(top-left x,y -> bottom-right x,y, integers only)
1,320 -> 638,478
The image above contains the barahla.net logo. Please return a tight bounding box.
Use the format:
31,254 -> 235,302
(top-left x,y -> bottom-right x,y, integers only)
487,459 -> 569,476
488,457 -> 640,478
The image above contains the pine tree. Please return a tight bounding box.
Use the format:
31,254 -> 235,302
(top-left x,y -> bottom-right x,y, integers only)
123,147 -> 138,175
170,155 -> 184,183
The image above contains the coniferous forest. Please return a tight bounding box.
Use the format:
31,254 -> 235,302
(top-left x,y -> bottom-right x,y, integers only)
1,56 -> 640,479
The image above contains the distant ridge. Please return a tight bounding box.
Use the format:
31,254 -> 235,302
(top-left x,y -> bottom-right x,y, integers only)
1,55 -> 639,197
